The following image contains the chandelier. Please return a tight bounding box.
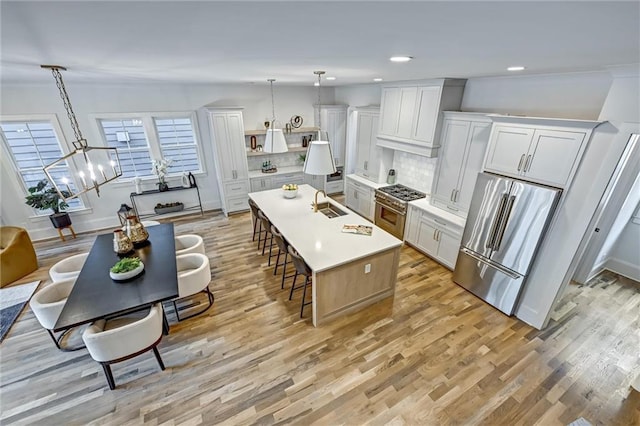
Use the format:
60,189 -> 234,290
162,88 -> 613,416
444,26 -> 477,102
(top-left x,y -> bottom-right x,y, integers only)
41,65 -> 122,201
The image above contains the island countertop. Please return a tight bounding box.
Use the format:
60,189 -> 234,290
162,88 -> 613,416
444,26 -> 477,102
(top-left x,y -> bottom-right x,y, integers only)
249,184 -> 402,272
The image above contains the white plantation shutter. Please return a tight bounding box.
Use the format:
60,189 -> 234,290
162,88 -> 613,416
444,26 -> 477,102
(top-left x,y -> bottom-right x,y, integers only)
154,117 -> 202,174
0,120 -> 84,211
100,119 -> 153,179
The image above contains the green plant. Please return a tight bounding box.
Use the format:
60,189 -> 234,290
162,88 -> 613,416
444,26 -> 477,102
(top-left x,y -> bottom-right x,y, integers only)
110,257 -> 142,274
24,179 -> 71,214
299,154 -> 306,163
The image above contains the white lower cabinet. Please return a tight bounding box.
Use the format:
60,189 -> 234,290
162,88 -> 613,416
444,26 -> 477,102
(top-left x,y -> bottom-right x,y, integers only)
250,176 -> 272,192
405,204 -> 463,270
304,174 -> 325,191
345,177 -> 375,221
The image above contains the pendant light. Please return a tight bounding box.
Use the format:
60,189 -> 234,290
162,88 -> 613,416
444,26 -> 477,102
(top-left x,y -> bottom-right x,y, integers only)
303,71 -> 336,176
41,65 -> 122,201
263,78 -> 288,153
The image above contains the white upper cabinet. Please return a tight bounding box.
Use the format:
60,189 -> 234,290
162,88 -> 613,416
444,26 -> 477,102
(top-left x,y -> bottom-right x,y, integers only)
353,107 -> 394,184
315,105 -> 347,167
431,112 -> 491,216
377,79 -> 466,157
483,116 -> 601,188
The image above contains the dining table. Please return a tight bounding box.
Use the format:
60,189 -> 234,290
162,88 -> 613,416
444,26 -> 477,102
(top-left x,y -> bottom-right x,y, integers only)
53,223 -> 179,333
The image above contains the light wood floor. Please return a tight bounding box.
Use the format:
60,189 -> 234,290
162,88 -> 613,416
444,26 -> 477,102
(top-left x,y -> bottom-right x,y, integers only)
1,209 -> 639,425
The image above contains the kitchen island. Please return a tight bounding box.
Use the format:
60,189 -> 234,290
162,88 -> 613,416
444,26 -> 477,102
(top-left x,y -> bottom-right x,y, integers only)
249,184 -> 402,326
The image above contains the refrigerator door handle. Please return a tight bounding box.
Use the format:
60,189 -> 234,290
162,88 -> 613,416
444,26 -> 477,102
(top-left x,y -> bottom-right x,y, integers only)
486,193 -> 508,249
517,154 -> 525,171
460,247 -> 521,279
493,195 -> 516,251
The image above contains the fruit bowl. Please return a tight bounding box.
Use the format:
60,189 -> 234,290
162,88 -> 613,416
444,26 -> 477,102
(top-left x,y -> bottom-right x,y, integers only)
282,184 -> 298,199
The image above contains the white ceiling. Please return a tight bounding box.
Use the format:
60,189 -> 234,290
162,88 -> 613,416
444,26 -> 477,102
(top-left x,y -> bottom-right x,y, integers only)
1,1 -> 638,86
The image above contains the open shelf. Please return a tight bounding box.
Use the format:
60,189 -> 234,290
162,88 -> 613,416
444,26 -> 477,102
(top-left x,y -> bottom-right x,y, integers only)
244,127 -> 319,136
246,146 -> 308,156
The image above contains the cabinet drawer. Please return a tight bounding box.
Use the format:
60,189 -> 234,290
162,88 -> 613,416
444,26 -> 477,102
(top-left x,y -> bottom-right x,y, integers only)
226,196 -> 249,213
224,181 -> 248,196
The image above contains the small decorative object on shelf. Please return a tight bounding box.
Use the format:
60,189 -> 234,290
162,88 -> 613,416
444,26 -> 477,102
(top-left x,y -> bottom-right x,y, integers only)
133,176 -> 142,194
188,172 -> 197,187
152,159 -> 172,192
285,123 -> 292,133
125,215 -> 149,247
181,172 -> 190,188
290,115 -> 303,128
282,183 -> 298,199
250,135 -> 257,151
113,229 -> 134,254
264,121 -> 270,129
154,202 -> 184,215
302,136 -> 308,148
117,203 -> 135,226
109,257 -> 144,281
262,160 -> 277,174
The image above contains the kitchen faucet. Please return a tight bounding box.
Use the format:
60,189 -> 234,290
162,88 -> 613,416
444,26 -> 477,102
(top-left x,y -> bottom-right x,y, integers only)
313,190 -> 326,212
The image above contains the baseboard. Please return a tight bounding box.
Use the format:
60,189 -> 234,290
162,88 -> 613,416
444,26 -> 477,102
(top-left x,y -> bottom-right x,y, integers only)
605,258 -> 640,282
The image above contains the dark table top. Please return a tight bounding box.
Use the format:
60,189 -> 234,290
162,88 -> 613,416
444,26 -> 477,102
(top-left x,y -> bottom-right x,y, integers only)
54,223 -> 179,332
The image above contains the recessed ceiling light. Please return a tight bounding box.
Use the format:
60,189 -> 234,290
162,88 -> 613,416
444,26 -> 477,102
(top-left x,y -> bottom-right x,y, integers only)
326,76 -> 336,81
373,78 -> 383,82
390,56 -> 413,63
507,66 -> 525,71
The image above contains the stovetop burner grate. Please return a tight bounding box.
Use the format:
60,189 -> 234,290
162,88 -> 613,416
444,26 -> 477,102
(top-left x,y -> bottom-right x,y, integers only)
377,184 -> 426,202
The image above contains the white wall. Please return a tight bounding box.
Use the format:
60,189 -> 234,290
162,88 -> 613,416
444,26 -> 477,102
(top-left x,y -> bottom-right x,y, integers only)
334,84 -> 381,107
607,202 -> 640,281
0,82 -> 334,240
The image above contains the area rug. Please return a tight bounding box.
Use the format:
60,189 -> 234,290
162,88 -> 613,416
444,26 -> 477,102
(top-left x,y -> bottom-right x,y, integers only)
0,280 -> 40,343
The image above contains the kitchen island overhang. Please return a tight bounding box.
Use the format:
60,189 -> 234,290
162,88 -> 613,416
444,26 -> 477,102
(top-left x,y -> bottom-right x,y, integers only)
249,184 -> 403,326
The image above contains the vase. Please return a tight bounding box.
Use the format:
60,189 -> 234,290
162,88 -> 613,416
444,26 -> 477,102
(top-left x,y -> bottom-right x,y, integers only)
125,215 -> 149,246
158,181 -> 169,192
113,229 -> 134,254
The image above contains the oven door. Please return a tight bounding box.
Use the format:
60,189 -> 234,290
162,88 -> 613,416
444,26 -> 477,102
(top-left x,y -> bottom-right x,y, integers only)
375,201 -> 405,239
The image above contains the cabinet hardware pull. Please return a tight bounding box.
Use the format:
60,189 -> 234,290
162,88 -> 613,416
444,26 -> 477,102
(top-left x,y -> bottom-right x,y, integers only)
364,161 -> 368,170
436,230 -> 441,241
433,229 -> 437,240
517,154 -> 525,171
433,218 -> 447,226
524,155 -> 532,172
454,190 -> 459,202
450,189 -> 456,201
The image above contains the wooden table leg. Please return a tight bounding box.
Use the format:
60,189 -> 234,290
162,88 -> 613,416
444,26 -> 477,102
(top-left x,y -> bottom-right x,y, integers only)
57,228 -> 66,242
69,225 -> 76,239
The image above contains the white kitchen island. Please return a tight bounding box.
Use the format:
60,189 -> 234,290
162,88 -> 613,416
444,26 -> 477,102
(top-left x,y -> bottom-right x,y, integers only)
249,184 -> 403,326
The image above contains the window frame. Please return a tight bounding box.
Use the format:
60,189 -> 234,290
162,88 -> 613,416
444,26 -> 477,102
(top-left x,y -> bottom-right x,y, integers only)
90,111 -> 206,184
0,113 -> 90,216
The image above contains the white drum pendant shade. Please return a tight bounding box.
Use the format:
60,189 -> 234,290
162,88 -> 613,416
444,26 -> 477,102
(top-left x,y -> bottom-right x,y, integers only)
303,141 -> 336,175
264,129 -> 288,153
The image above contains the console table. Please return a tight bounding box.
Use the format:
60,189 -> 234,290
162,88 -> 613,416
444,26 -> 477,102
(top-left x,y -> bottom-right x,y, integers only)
130,186 -> 204,219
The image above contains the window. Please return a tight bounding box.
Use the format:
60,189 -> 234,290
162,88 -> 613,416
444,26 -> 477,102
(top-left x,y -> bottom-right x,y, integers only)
100,118 -> 153,179
154,117 -> 202,174
0,120 -> 85,211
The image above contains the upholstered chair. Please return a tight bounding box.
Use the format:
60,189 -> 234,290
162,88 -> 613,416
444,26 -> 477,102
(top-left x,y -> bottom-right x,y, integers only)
173,253 -> 213,321
174,234 -> 205,256
29,278 -> 81,350
82,303 -> 165,390
49,253 -> 88,282
0,226 -> 38,287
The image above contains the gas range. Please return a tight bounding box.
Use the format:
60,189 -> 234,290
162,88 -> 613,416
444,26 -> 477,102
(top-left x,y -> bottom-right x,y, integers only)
375,184 -> 426,211
374,184 -> 426,239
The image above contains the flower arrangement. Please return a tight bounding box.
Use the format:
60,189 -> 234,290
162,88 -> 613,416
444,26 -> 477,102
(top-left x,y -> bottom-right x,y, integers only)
151,159 -> 172,191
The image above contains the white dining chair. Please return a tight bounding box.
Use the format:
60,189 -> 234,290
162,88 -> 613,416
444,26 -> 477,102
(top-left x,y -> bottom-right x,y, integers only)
29,278 -> 82,351
82,303 -> 165,390
49,253 -> 88,282
174,234 -> 205,256
172,253 -> 213,321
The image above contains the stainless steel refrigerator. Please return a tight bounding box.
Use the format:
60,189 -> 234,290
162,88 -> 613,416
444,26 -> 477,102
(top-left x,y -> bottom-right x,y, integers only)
453,172 -> 561,315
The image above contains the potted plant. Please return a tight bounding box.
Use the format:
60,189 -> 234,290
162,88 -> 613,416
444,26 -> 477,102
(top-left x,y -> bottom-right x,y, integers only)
24,179 -> 72,229
151,159 -> 172,192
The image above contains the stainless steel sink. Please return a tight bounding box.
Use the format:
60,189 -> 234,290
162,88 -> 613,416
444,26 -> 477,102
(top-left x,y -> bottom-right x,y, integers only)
315,202 -> 348,219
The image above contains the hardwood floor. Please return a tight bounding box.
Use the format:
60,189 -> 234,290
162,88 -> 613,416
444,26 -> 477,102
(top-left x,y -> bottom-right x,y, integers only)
1,209 -> 639,425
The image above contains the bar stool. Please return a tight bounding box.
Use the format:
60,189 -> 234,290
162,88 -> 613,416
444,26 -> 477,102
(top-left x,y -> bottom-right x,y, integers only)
257,210 -> 276,265
287,246 -> 313,318
248,199 -> 262,243
270,225 -> 295,289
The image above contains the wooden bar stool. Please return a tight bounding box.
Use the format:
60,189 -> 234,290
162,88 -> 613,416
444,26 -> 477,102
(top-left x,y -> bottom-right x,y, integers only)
248,199 -> 262,243
270,225 -> 296,289
287,246 -> 313,318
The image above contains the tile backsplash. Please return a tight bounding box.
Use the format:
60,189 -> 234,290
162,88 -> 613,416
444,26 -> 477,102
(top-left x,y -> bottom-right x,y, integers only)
392,151 -> 437,194
247,151 -> 305,171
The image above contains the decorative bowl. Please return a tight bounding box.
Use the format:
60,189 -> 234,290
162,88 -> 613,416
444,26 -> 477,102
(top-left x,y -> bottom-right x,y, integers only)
109,262 -> 144,281
283,188 -> 298,199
